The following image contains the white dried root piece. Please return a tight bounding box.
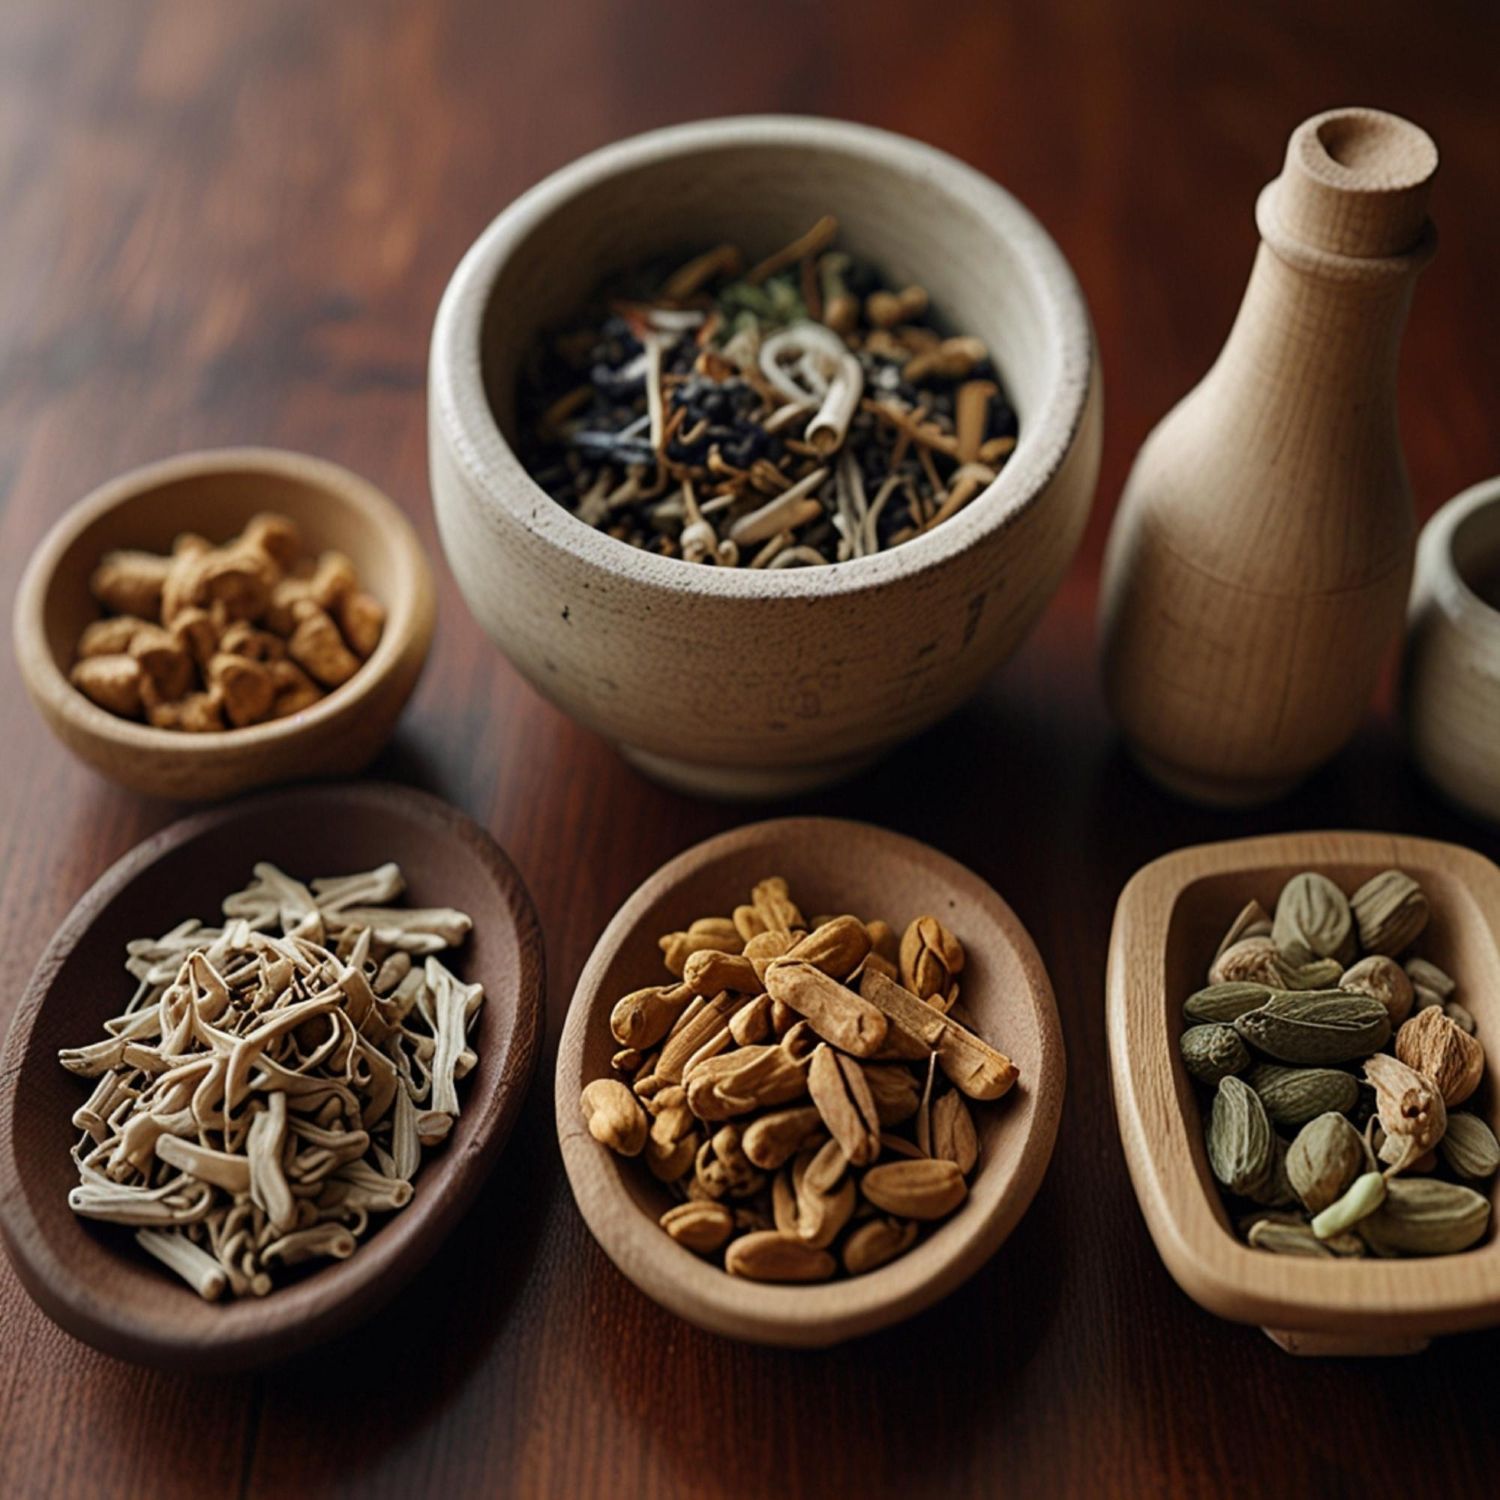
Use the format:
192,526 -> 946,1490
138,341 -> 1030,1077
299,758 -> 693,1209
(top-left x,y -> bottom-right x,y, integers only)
58,862 -> 480,1301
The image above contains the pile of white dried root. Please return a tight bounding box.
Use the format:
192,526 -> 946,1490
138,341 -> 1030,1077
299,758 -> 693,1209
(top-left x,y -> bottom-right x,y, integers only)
59,862 -> 481,1300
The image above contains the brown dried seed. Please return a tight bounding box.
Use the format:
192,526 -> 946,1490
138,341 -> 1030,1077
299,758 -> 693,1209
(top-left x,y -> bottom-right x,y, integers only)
865,920 -> 900,965
899,916 -> 965,1001
684,1043 -> 809,1120
725,1230 -> 835,1282
742,1106 -> 827,1169
763,959 -> 888,1057
728,993 -> 774,1046
655,992 -> 745,1082
645,1130 -> 697,1183
661,1201 -> 734,1254
807,1044 -> 881,1165
751,877 -> 805,934
784,916 -> 872,980
1394,1006 -> 1484,1106
861,1064 -> 921,1124
580,1079 -> 647,1156
861,1158 -> 968,1220
732,904 -> 767,942
610,982 -> 696,1050
682,948 -> 761,995
659,921 -> 742,977
878,1132 -> 926,1160
791,1144 -> 856,1248
842,1216 -> 919,1275
929,1090 -> 979,1173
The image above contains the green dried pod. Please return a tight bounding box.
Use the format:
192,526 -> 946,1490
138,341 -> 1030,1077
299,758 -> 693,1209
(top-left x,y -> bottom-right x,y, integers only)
1350,870 -> 1428,957
1247,1218 -> 1331,1257
1279,957 -> 1347,991
1358,1178 -> 1491,1256
1272,872 -> 1356,967
1312,1170 -> 1387,1239
1234,991 -> 1391,1065
1245,1135 -> 1298,1208
1206,1076 -> 1274,1198
1183,982 -> 1275,1024
1439,1113 -> 1500,1180
1247,1063 -> 1360,1128
1286,1112 -> 1365,1213
1180,1024 -> 1251,1085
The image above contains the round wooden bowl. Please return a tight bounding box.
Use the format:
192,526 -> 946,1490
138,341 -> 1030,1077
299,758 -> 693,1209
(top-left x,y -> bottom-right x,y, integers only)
1403,476 -> 1500,823
431,116 -> 1102,798
555,817 -> 1065,1346
13,448 -> 436,800
0,783 -> 545,1371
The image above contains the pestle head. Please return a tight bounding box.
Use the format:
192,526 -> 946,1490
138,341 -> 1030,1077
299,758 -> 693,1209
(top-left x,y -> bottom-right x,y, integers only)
1273,107 -> 1438,258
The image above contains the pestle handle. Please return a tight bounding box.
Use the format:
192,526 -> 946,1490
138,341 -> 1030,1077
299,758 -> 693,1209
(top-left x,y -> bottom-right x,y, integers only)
1271,107 -> 1438,259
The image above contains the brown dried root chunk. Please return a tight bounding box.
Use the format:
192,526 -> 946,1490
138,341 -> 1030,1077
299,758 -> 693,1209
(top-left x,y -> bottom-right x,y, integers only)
288,600 -> 360,687
71,654 -> 144,717
58,860 -> 479,1300
581,875 -> 1017,1283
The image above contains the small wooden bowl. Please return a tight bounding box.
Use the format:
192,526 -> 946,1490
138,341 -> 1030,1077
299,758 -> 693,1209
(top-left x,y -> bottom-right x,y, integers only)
555,817 -> 1065,1346
0,783 -> 544,1371
432,116 -> 1102,797
13,448 -> 436,800
1403,476 -> 1500,823
1108,831 -> 1500,1356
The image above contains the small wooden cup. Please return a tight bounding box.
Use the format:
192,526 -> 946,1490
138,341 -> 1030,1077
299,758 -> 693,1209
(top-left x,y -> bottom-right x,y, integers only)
1108,831 -> 1500,1355
555,817 -> 1065,1346
13,448 -> 436,800
1403,476 -> 1500,823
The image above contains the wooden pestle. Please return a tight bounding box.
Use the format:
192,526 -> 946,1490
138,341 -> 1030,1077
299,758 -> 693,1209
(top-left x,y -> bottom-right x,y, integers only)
1099,108 -> 1439,805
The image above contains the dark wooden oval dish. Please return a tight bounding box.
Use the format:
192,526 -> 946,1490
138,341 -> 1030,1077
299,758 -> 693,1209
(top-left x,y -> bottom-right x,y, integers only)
0,782 -> 544,1372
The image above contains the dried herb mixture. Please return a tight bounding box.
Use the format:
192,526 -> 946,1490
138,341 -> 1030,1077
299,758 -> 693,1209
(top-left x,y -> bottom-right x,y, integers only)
519,216 -> 1018,567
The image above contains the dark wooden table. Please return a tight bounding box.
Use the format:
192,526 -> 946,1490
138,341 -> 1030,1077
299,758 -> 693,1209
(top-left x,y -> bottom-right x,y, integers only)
3,2 -> 1498,1495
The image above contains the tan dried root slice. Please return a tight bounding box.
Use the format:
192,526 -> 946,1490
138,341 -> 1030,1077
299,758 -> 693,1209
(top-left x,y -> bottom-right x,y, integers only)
582,874 -> 1018,1285
57,861 -> 479,1300
859,969 -> 1017,1099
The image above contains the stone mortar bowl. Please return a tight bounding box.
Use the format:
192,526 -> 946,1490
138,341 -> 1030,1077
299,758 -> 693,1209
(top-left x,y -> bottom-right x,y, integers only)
430,116 -> 1101,797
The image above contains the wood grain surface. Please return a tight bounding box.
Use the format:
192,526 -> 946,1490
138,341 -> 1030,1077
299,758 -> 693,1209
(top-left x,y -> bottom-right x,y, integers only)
1,2 -> 1498,1496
